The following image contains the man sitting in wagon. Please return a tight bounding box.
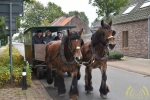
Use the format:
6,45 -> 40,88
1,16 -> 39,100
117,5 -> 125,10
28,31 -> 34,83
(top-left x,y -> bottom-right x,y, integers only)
32,30 -> 46,56
32,30 -> 46,66
32,30 -> 46,45
54,31 -> 62,40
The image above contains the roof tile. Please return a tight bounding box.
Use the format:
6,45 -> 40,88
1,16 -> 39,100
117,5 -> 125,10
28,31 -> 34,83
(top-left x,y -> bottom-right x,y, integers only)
113,0 -> 150,24
50,16 -> 74,26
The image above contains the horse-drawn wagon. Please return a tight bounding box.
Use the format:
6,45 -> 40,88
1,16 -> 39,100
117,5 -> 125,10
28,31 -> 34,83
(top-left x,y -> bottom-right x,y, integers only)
23,26 -> 76,79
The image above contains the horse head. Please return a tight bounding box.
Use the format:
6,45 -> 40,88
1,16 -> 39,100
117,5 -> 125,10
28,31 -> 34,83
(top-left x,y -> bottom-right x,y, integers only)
66,29 -> 83,62
92,20 -> 116,50
100,20 -> 116,50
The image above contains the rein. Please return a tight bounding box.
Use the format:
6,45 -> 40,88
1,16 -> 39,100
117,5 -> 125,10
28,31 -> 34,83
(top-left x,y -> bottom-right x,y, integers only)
68,37 -> 82,55
82,31 -> 113,66
82,43 -> 106,66
60,36 -> 81,65
48,35 -> 81,66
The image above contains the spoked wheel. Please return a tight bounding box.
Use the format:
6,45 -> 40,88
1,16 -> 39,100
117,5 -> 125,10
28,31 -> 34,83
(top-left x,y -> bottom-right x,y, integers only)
36,66 -> 44,79
67,71 -> 71,77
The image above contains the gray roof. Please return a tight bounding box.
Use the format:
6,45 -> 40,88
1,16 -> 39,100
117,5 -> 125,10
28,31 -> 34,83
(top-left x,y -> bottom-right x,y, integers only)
91,20 -> 101,28
113,0 -> 150,24
90,20 -> 101,30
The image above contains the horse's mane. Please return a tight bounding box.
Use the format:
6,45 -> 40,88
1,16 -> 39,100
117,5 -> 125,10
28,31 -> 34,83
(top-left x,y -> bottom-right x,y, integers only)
91,28 -> 105,47
60,31 -> 81,64
61,31 -> 81,46
69,31 -> 81,40
91,23 -> 111,47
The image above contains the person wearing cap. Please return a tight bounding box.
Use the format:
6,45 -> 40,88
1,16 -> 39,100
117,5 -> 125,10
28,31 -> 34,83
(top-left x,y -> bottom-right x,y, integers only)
32,30 -> 46,45
32,30 -> 46,67
44,30 -> 53,43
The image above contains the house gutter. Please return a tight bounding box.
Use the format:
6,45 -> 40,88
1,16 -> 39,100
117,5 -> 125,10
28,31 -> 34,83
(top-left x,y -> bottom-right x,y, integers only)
148,16 -> 150,59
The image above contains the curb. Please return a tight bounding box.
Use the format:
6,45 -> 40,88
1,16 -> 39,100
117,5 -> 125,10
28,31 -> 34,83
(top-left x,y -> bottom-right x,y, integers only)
108,64 -> 150,76
32,80 -> 53,100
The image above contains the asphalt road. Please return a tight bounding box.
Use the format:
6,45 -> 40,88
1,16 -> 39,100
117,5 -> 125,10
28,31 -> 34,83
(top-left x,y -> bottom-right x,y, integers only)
14,43 -> 150,100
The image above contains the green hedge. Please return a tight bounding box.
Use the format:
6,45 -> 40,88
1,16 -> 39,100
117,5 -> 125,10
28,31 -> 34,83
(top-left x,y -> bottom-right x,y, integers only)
109,52 -> 124,59
0,46 -> 32,88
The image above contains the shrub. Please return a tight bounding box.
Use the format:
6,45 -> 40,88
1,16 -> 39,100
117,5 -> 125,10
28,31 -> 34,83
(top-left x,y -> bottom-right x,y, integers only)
0,46 -> 32,87
13,66 -> 32,85
0,66 -> 10,87
109,52 -> 124,59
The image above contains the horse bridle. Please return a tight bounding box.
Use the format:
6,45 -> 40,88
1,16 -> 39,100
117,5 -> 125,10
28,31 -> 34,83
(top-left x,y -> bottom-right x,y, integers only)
68,37 -> 82,55
102,29 -> 114,43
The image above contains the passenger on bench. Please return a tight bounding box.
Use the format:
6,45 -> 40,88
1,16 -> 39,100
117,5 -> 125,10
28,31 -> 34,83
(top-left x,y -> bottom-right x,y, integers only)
32,30 -> 46,65
44,30 -> 53,43
32,30 -> 46,45
54,31 -> 62,40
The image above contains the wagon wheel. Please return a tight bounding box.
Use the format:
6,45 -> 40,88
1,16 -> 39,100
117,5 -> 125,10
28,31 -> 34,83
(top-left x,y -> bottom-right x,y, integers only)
67,71 -> 71,77
36,66 -> 44,79
52,69 -> 56,78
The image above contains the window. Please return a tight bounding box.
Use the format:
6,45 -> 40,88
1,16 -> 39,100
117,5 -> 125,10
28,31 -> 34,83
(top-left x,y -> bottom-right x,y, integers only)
140,0 -> 150,8
122,31 -> 128,48
122,4 -> 137,14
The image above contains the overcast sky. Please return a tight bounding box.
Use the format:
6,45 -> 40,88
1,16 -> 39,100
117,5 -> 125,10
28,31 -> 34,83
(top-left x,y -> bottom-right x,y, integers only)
36,0 -> 98,26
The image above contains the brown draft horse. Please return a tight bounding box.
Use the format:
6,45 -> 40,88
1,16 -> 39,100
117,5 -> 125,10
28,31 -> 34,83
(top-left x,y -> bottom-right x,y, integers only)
45,29 -> 83,100
80,20 -> 116,99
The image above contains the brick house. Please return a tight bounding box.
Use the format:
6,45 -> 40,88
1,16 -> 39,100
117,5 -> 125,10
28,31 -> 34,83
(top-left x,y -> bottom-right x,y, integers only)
113,0 -> 150,59
91,0 -> 150,59
50,14 -> 91,35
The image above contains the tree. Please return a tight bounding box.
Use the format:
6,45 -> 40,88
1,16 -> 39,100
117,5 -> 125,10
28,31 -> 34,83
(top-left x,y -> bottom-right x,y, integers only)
23,0 -> 34,3
21,1 -> 64,30
41,19 -> 50,26
67,11 -> 89,25
21,1 -> 45,30
0,17 -> 5,37
89,0 -> 129,22
14,33 -> 24,42
0,17 -> 8,46
45,2 -> 64,24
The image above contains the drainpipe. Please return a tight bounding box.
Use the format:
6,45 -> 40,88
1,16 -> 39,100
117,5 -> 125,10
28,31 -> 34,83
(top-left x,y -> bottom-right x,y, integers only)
148,16 -> 150,59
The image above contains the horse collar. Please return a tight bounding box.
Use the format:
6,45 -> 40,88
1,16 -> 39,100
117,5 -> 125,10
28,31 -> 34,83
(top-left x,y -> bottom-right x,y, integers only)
90,43 -> 107,60
60,36 -> 77,65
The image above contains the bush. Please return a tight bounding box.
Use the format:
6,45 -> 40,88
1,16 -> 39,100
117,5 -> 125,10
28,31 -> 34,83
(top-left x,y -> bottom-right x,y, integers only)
109,52 -> 124,59
0,46 -> 32,87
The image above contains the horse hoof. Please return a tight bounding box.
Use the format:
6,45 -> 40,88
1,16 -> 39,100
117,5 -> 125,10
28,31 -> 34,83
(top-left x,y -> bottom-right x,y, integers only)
70,94 -> 78,100
100,94 -> 107,99
59,94 -> 66,96
86,91 -> 93,94
47,78 -> 53,84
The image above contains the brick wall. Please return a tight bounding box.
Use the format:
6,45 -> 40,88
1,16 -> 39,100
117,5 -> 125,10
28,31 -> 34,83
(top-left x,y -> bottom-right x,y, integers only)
112,20 -> 148,58
66,16 -> 91,35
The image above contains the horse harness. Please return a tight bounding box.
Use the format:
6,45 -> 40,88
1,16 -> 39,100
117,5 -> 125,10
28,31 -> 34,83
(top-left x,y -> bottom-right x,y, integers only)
82,35 -> 114,66
49,35 -> 83,66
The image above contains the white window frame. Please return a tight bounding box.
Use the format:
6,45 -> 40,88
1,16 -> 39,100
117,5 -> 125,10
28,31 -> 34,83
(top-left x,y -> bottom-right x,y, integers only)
122,4 -> 137,14
140,0 -> 150,8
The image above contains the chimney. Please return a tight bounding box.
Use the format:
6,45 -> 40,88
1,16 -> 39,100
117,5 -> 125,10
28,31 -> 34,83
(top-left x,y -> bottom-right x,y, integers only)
74,12 -> 79,18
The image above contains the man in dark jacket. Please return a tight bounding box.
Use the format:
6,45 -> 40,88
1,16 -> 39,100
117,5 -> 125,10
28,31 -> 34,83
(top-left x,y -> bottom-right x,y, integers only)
32,30 -> 45,45
54,32 -> 62,40
32,30 -> 45,57
32,30 -> 46,66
